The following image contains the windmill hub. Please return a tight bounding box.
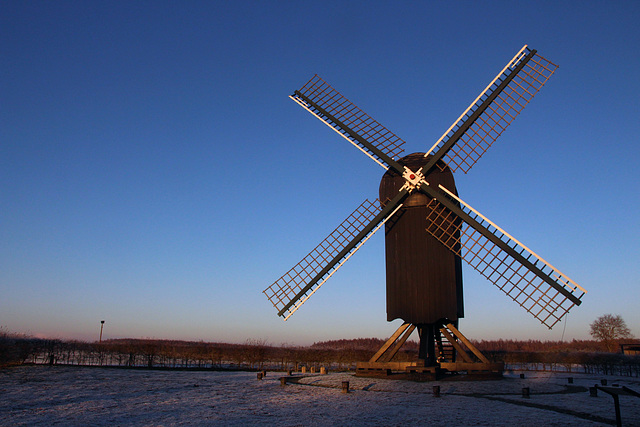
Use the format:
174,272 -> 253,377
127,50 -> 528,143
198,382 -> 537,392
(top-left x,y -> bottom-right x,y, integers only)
401,167 -> 425,192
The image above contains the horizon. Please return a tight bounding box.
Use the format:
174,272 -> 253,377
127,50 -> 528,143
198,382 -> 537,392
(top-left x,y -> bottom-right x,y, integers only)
2,1 -> 639,346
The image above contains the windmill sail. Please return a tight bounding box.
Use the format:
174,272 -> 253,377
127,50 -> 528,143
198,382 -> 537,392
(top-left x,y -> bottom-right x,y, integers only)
423,184 -> 586,329
263,198 -> 404,320
267,46 -> 586,335
291,75 -> 405,170
422,46 -> 558,175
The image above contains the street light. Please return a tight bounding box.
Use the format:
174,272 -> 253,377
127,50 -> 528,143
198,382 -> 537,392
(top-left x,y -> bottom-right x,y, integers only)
99,320 -> 105,343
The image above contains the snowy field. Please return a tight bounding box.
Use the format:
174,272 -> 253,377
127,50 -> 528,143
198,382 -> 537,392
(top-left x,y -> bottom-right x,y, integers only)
1,366 -> 639,426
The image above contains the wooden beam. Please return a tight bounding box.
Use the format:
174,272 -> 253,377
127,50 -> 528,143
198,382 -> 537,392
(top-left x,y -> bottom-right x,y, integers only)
380,324 -> 416,363
369,323 -> 411,362
445,323 -> 490,363
439,327 -> 473,363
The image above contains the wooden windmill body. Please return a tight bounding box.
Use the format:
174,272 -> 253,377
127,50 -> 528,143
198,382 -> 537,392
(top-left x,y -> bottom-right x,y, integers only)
380,153 -> 463,326
263,45 -> 587,376
380,153 -> 464,367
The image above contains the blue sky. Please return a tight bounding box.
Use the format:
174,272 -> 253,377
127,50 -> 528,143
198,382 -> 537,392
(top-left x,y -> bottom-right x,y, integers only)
2,1 -> 639,345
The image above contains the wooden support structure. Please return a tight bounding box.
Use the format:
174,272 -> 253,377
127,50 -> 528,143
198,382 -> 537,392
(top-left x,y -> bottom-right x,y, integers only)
356,321 -> 503,378
597,385 -> 640,427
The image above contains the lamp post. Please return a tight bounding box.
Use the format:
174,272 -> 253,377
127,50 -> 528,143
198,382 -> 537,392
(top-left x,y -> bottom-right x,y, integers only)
99,320 -> 105,343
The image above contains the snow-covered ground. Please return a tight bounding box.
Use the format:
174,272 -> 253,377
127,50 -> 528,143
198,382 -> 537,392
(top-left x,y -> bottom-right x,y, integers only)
1,366 -> 639,426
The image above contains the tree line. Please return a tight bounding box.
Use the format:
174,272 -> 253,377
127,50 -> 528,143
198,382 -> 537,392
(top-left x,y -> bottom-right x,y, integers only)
1,329 -> 638,377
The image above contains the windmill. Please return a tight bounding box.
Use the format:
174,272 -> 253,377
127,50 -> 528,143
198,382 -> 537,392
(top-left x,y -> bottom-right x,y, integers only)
263,45 -> 587,376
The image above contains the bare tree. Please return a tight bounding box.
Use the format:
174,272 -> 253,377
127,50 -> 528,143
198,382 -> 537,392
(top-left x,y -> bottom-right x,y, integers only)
590,314 -> 633,352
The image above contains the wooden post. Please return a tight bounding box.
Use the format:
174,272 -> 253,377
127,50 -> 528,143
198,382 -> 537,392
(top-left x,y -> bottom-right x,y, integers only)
320,367 -> 327,374
568,377 -> 573,384
612,394 -> 621,427
257,372 -> 263,380
590,386 -> 598,397
522,387 -> 530,398
432,385 -> 441,397
301,366 -> 306,373
601,379 -> 607,386
280,377 -> 287,386
310,366 -> 315,373
262,370 -> 267,378
342,381 -> 349,393
287,369 -> 292,376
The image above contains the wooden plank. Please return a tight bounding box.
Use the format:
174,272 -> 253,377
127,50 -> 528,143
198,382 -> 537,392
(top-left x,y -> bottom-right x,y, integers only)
357,361 -> 418,371
445,323 -> 490,363
599,386 -> 640,397
440,362 -> 504,372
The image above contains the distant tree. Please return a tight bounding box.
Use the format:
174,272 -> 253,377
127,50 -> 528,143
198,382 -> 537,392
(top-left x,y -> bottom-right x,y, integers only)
589,314 -> 633,352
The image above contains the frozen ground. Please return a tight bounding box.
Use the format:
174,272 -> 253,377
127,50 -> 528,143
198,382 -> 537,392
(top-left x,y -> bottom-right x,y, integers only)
1,366 -> 639,426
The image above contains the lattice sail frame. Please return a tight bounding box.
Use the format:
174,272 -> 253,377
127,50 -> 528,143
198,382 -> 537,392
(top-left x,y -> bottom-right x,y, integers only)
263,199 -> 400,320
291,75 -> 405,169
425,46 -> 558,174
424,185 -> 586,329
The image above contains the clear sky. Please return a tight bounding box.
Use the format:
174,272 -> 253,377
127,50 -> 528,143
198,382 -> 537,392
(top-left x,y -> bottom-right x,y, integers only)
2,1 -> 639,345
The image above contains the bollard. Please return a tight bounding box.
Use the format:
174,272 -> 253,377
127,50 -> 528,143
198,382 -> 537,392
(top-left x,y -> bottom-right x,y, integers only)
257,372 -> 263,380
568,377 -> 573,384
342,381 -> 350,394
301,366 -> 307,373
320,367 -> 327,375
522,387 -> 530,398
600,379 -> 607,386
310,366 -> 316,373
520,373 -> 525,379
590,386 -> 598,397
432,385 -> 441,397
280,377 -> 287,387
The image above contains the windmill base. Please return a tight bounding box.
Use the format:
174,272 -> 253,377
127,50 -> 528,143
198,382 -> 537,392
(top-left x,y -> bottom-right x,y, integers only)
356,362 -> 441,380
355,361 -> 503,380
355,322 -> 504,380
